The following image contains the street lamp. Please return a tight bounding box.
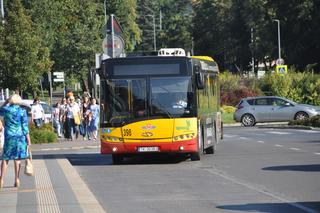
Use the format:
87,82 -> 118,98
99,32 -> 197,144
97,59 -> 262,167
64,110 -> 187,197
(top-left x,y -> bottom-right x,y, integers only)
146,15 -> 156,51
273,19 -> 281,61
1,0 -> 4,24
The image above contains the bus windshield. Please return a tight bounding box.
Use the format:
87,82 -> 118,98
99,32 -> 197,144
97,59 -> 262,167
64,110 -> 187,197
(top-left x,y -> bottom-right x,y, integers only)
100,77 -> 194,127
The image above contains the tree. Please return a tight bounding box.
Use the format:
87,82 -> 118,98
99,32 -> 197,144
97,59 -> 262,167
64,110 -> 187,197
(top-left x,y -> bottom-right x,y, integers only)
0,0 -> 52,94
158,0 -> 193,51
106,0 -> 140,51
28,0 -> 105,91
135,0 -> 160,51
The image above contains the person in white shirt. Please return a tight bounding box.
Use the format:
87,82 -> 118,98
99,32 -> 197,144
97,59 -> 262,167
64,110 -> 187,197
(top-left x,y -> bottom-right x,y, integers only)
31,98 -> 44,128
65,96 -> 81,140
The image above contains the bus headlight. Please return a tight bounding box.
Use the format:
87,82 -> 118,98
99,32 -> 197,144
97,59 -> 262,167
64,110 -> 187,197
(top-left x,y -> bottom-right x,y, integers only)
101,135 -> 123,142
173,133 -> 196,142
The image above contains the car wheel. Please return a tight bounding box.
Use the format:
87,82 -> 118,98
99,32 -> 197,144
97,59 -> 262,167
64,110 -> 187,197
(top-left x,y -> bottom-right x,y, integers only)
241,114 -> 256,127
294,111 -> 309,120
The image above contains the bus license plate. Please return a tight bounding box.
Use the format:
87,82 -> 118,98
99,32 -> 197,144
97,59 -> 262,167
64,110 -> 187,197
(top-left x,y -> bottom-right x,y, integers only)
137,147 -> 159,152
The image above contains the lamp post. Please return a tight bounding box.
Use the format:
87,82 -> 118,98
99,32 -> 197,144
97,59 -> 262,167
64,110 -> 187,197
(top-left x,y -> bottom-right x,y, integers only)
146,15 -> 156,51
274,19 -> 281,60
1,0 -> 4,24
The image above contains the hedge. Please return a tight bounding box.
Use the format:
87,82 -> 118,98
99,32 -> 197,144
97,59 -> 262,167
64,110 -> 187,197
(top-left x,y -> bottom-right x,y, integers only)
288,115 -> 320,128
220,71 -> 320,106
29,123 -> 58,144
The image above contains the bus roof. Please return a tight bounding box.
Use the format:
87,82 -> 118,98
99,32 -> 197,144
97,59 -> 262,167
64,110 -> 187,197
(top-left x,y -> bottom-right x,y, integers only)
191,56 -> 215,62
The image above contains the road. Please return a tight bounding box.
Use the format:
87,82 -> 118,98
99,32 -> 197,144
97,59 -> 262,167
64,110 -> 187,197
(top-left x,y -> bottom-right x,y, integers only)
38,127 -> 320,213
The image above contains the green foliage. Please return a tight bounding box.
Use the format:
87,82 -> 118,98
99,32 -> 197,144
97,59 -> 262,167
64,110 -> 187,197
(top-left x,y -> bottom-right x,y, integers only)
106,0 -> 140,51
221,105 -> 236,114
30,124 -> 57,144
136,0 -> 160,51
221,112 -> 235,124
158,0 -> 193,51
220,71 -> 263,105
193,0 -> 320,72
259,71 -> 320,105
0,0 -> 52,93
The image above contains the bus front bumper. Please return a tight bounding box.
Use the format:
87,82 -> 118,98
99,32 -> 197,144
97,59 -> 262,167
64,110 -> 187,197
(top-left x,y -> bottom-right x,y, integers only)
101,139 -> 198,154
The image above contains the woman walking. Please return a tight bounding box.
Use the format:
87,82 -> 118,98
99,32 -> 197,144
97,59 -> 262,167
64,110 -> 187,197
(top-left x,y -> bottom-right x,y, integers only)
0,94 -> 31,188
87,98 -> 100,140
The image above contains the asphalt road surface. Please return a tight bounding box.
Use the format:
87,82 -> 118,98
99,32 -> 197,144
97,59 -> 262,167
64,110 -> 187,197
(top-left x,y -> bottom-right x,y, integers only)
65,127 -> 320,213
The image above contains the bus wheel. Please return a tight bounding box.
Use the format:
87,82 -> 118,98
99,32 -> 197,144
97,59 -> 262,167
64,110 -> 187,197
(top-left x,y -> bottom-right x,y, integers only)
191,125 -> 203,161
112,154 -> 124,164
190,152 -> 200,161
205,145 -> 215,154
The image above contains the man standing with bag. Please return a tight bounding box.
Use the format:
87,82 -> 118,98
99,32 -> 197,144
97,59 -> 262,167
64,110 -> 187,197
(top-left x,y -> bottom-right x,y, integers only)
31,98 -> 45,128
0,94 -> 31,188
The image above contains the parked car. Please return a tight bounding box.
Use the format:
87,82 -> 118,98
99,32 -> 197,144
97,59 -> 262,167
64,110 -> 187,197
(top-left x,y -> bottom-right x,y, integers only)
234,96 -> 320,126
0,99 -> 52,124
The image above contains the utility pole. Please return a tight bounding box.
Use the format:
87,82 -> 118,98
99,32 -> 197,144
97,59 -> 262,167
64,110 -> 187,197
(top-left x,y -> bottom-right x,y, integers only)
146,14 -> 156,51
1,0 -> 4,24
274,19 -> 281,60
251,28 -> 255,75
111,14 -> 115,58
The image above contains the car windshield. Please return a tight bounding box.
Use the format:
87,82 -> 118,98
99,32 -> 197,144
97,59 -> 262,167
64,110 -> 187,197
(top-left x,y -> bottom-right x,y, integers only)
100,77 -> 194,127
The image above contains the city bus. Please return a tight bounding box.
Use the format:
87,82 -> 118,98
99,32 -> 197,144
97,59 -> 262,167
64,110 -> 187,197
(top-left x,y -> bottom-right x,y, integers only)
98,49 -> 222,164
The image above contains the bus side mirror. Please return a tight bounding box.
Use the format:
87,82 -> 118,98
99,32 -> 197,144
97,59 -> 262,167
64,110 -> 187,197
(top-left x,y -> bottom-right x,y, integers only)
196,72 -> 205,89
98,61 -> 107,78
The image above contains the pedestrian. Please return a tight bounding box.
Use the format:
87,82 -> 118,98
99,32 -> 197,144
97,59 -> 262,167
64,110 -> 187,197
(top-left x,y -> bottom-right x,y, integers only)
65,96 -> 81,140
52,102 -> 62,138
80,96 -> 90,140
0,120 -> 4,149
0,94 -> 31,188
60,98 -> 68,139
87,98 -> 100,140
31,98 -> 44,128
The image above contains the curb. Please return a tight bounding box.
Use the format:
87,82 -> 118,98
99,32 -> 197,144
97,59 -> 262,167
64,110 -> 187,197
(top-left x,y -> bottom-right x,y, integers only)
224,123 -> 320,131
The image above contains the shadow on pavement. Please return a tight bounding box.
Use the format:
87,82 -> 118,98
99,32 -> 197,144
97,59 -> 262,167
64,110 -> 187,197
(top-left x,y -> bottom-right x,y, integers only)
216,201 -> 320,213
262,164 -> 320,172
28,153 -> 188,166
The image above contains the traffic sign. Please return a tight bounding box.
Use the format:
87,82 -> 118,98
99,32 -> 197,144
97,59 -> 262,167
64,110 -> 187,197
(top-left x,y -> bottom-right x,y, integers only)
276,58 -> 284,65
102,34 -> 124,57
53,78 -> 64,82
53,72 -> 64,82
276,65 -> 288,76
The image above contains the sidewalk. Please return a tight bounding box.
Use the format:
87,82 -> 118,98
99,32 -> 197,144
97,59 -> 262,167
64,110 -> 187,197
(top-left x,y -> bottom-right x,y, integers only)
31,138 -> 101,152
0,140 -> 105,213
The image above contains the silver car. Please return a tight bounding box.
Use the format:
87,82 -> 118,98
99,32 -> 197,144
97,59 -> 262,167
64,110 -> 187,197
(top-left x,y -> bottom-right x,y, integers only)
234,96 -> 320,126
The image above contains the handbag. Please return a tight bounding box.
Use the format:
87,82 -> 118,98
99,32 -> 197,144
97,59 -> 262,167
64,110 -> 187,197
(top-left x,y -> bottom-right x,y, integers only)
73,110 -> 81,125
24,147 -> 34,176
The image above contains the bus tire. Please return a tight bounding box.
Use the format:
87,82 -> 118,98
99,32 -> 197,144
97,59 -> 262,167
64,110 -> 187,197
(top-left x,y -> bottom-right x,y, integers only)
205,145 -> 215,154
190,152 -> 200,161
191,125 -> 203,161
112,154 -> 124,164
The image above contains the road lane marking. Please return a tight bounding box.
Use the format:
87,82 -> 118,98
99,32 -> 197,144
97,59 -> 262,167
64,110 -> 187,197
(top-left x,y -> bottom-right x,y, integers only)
224,134 -> 238,138
268,131 -> 291,135
275,144 -> 283,147
202,166 -> 318,213
257,141 -> 264,143
240,137 -> 248,140
296,130 -> 320,134
289,147 -> 301,151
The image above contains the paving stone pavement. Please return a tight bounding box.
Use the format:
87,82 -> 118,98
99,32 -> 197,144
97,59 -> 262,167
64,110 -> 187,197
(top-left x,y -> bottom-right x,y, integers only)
0,153 -> 105,213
